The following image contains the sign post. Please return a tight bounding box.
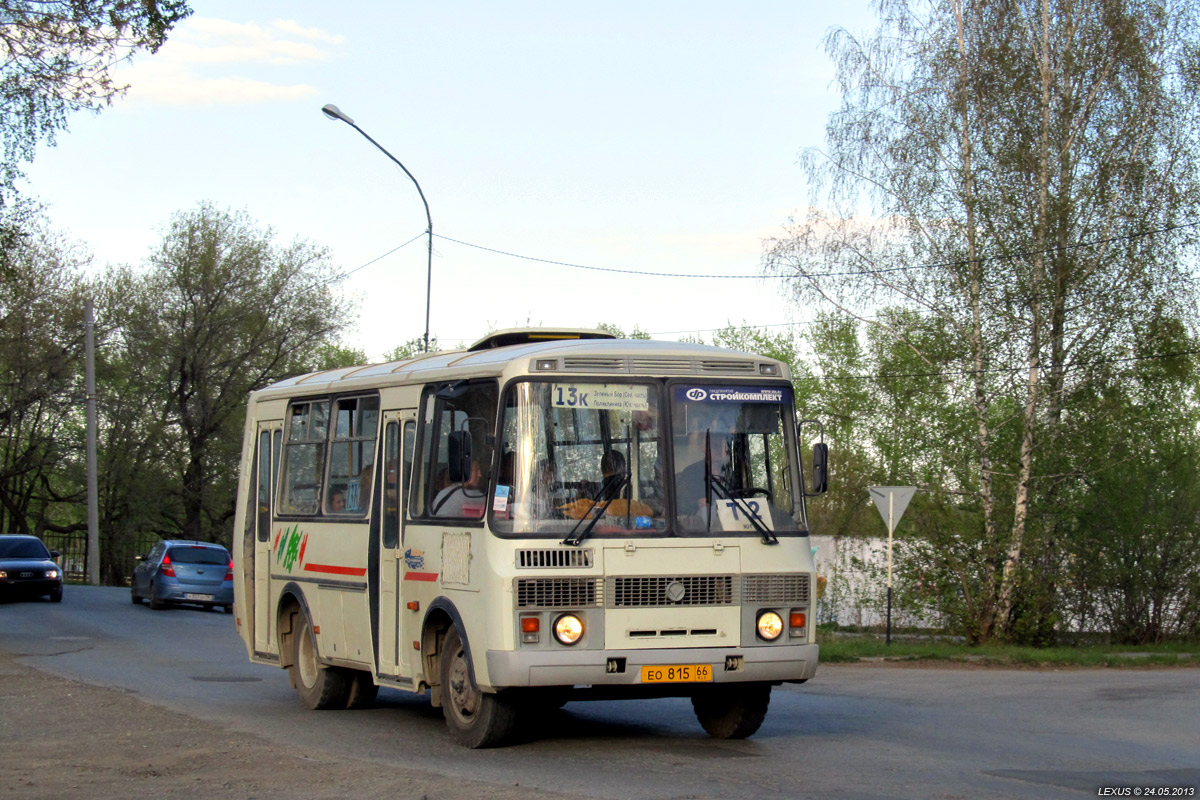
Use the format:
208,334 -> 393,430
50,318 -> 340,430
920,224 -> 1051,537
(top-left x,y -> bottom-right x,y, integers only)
868,486 -> 916,645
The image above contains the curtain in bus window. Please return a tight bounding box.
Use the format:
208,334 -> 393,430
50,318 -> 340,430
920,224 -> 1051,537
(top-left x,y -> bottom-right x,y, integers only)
279,400 -> 330,515
325,396 -> 380,515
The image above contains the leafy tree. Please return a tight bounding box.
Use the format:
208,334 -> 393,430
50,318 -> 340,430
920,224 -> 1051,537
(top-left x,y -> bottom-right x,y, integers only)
766,0 -> 1200,641
0,214 -> 87,536
384,335 -> 441,361
103,204 -> 352,547
0,0 -> 191,200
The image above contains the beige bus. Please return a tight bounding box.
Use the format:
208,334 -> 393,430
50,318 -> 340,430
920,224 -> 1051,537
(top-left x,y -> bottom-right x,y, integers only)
232,329 -> 827,748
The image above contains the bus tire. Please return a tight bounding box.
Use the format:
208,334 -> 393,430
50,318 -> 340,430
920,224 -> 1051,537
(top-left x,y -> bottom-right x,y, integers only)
439,624 -> 518,748
691,683 -> 771,739
345,670 -> 379,709
290,612 -> 350,710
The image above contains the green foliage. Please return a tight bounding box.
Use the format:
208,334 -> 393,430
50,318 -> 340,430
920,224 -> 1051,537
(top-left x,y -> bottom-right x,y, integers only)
0,211 -> 88,536
0,1 -> 192,200
96,203 -> 352,560
767,0 -> 1200,643
383,335 -> 441,361
595,322 -> 651,340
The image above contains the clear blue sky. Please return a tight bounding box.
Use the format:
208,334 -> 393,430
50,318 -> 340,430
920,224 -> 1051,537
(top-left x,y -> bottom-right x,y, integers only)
25,1 -> 875,359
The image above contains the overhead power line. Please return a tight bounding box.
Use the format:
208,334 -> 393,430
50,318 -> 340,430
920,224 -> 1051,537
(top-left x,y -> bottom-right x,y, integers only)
428,220 -> 1199,281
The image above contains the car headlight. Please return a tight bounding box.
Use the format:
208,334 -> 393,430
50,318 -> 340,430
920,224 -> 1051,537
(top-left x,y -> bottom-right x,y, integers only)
0,570 -> 7,578
553,614 -> 584,646
756,610 -> 784,641
45,569 -> 59,579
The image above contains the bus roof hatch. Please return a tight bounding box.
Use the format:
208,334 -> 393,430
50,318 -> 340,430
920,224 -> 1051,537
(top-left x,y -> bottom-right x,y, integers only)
467,328 -> 617,351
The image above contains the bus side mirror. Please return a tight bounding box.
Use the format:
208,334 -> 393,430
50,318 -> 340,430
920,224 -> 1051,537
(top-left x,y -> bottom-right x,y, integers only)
811,442 -> 828,495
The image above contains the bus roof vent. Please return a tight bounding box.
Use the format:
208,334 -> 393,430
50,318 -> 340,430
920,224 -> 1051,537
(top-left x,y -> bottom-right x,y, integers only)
562,356 -> 625,372
698,358 -> 757,374
516,548 -> 595,569
630,357 -> 693,374
468,328 -> 616,351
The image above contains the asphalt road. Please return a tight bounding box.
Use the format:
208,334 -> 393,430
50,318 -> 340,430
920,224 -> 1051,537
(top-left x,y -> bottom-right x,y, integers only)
3,586 -> 1197,800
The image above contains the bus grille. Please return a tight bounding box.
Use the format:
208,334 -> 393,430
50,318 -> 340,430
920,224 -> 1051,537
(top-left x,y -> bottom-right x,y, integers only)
742,574 -> 810,604
516,548 -> 594,569
608,575 -> 735,607
515,577 -> 602,608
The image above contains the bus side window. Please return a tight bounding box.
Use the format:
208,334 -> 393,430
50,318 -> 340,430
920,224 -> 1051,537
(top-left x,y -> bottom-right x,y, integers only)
325,395 -> 380,515
279,400 -> 330,515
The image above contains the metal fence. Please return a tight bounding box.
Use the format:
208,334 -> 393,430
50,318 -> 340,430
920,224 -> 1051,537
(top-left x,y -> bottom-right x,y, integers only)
36,530 -> 162,584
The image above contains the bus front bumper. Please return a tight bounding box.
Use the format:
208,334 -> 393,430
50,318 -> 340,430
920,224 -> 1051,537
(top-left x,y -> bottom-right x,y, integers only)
485,643 -> 818,689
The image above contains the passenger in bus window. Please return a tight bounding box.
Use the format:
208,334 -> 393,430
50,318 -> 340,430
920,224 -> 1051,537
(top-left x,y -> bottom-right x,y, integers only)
432,458 -> 486,517
328,488 -> 346,513
595,450 -> 627,500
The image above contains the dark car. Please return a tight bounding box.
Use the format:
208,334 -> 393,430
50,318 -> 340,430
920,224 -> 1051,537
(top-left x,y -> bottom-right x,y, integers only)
131,540 -> 233,613
0,534 -> 64,602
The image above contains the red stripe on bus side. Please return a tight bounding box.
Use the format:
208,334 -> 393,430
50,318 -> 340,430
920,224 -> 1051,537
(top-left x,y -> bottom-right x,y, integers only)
404,572 -> 439,582
303,563 -> 367,577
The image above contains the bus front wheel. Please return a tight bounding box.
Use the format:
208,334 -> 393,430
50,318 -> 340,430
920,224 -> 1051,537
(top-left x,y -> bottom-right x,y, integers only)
439,624 -> 518,748
289,612 -> 350,710
691,683 -> 772,739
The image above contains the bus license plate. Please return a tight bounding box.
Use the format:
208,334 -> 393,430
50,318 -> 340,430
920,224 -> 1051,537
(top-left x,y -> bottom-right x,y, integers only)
640,664 -> 713,683
185,593 -> 213,601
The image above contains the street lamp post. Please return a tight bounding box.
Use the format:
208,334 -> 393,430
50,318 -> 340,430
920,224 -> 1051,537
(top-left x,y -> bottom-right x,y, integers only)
321,103 -> 434,353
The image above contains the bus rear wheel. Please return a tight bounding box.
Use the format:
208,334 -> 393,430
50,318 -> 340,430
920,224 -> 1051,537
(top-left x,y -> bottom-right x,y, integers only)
691,683 -> 772,739
439,624 -> 517,748
289,612 -> 350,710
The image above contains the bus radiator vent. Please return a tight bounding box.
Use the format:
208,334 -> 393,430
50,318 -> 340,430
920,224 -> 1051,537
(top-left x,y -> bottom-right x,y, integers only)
516,548 -> 594,569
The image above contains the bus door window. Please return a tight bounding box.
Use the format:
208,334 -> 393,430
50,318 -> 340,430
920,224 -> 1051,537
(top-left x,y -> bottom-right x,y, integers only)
413,381 -> 498,520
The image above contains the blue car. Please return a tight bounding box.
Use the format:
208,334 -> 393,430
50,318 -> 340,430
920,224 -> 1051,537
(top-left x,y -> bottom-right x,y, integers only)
0,535 -> 64,602
131,540 -> 233,613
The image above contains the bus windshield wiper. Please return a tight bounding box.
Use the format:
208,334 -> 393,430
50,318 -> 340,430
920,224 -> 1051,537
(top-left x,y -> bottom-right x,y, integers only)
562,473 -> 629,547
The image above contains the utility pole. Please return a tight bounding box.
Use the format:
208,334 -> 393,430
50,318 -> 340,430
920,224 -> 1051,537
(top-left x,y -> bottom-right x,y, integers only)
85,299 -> 99,585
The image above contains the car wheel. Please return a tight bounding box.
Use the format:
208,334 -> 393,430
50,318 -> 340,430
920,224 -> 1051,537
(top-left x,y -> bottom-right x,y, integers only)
131,587 -> 143,604
289,612 -> 350,710
691,683 -> 771,739
149,585 -> 164,610
439,624 -> 518,748
223,604 -> 234,615
49,585 -> 63,603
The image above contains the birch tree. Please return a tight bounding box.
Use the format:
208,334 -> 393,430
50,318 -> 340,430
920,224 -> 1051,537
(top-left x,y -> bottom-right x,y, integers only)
766,0 -> 1200,640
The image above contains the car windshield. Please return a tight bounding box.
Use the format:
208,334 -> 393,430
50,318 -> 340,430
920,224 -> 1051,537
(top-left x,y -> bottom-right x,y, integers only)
671,384 -> 803,534
167,546 -> 228,565
492,381 -> 667,536
0,539 -> 50,559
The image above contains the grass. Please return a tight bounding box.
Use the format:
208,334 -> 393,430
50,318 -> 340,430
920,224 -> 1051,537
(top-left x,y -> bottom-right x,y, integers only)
817,632 -> 1200,668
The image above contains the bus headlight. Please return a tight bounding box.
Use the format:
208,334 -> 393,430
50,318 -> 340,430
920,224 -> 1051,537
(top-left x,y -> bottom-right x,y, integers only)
756,611 -> 784,641
553,614 -> 584,645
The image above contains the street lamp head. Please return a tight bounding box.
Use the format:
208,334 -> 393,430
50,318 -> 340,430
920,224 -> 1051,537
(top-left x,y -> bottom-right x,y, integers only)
321,103 -> 354,125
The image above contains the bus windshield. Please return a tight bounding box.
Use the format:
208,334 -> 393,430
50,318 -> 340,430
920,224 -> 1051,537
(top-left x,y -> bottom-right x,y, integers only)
670,384 -> 802,534
493,381 -> 667,536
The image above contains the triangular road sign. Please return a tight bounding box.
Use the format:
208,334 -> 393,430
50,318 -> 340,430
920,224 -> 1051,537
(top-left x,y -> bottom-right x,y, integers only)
868,486 -> 917,533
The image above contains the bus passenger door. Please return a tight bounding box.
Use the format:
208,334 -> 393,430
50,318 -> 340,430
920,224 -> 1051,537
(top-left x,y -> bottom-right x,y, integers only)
376,411 -> 416,678
253,422 -> 282,656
